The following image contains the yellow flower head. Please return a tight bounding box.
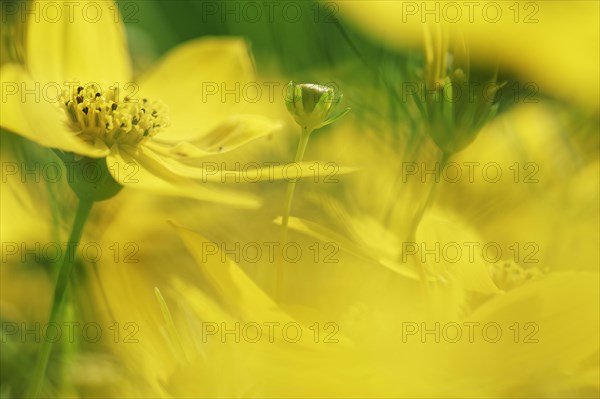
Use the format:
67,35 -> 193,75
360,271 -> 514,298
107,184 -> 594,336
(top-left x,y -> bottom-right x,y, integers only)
0,0 -> 297,205
61,85 -> 169,148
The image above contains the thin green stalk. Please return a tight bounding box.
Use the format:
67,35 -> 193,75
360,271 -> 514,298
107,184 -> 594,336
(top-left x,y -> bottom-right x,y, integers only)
382,137 -> 423,228
27,199 -> 93,399
404,150 -> 450,314
276,126 -> 313,299
406,150 -> 450,243
59,303 -> 77,396
155,287 -> 189,365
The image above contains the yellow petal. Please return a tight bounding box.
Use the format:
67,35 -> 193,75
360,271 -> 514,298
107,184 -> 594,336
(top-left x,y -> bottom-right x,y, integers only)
449,272 -> 600,396
275,215 -> 424,281
138,144 -> 357,183
135,37 -> 256,141
172,223 -> 296,323
151,114 -> 282,157
0,64 -> 110,157
25,0 -> 131,83
416,208 -> 502,294
106,146 -> 261,208
338,1 -> 600,108
448,103 -> 599,273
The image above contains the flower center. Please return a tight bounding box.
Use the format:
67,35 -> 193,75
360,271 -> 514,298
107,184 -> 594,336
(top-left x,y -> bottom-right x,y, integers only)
60,84 -> 169,147
488,261 -> 543,291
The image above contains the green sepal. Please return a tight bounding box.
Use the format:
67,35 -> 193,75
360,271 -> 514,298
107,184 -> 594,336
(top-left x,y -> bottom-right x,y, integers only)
62,154 -> 122,202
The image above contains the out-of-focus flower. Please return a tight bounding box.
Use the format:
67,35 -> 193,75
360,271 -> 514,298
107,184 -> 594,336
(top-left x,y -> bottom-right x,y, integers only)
80,101 -> 597,398
447,102 -> 599,272
72,101 -> 598,396
88,207 -> 599,397
337,1 -> 600,109
269,102 -> 599,396
418,25 -> 502,155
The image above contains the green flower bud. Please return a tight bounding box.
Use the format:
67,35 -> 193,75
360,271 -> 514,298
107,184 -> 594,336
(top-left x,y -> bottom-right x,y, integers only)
285,82 -> 349,131
64,155 -> 122,202
419,28 -> 503,155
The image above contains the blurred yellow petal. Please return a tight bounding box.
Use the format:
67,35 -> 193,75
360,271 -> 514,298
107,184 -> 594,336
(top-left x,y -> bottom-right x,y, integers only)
91,264 -> 180,395
173,223 -> 295,323
417,208 -> 502,294
277,215 -> 424,281
151,114 -> 282,157
449,272 -> 600,396
136,37 -> 256,141
167,225 -> 370,397
0,263 -> 53,323
338,1 -> 599,108
0,64 -> 110,157
106,146 -> 261,208
136,144 -> 356,183
448,103 -> 599,272
25,0 -> 131,83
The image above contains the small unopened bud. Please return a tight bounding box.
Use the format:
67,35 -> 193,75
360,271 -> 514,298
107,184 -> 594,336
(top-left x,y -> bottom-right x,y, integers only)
285,82 -> 349,131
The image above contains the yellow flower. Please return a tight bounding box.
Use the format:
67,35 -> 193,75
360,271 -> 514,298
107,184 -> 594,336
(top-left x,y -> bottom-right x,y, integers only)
447,102 -> 600,272
0,0 -> 327,206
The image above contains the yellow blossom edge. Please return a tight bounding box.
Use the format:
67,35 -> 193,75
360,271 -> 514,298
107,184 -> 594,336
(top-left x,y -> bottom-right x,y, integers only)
148,114 -> 283,158
447,272 -> 600,395
135,37 -> 258,142
107,146 -> 261,208
0,64 -> 111,158
114,144 -> 358,183
417,209 -> 503,294
25,0 -> 131,84
273,215 -> 428,282
170,221 -> 299,324
338,1 -> 600,109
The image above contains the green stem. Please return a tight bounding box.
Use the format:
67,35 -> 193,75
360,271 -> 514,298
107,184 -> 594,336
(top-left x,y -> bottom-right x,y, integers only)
382,137 -> 423,228
276,126 -> 313,299
404,150 -> 450,314
406,150 -> 450,243
27,199 -> 93,399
